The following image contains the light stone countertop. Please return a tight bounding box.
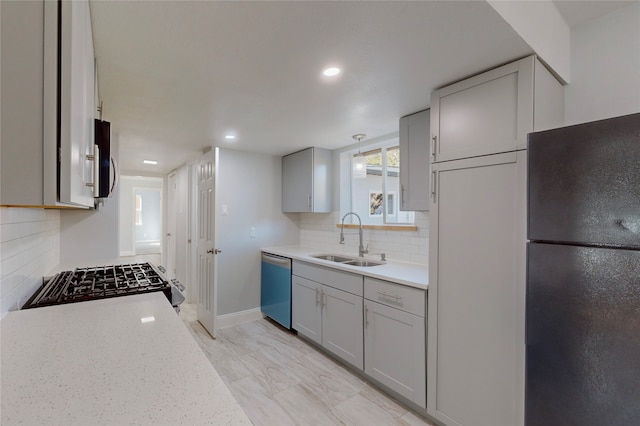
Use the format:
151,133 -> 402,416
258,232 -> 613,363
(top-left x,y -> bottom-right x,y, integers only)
261,245 -> 428,290
1,293 -> 251,426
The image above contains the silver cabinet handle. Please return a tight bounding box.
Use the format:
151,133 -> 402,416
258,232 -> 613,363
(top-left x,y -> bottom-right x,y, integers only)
85,144 -> 99,197
400,184 -> 405,207
431,170 -> 437,202
315,287 -> 320,307
364,304 -> 369,329
431,135 -> 437,161
377,291 -> 402,305
308,194 -> 312,210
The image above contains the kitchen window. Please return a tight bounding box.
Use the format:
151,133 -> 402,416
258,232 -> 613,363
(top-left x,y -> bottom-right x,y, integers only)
345,139 -> 415,226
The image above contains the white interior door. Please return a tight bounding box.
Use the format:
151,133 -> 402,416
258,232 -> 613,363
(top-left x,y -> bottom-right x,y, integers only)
196,148 -> 218,337
186,161 -> 199,304
166,172 -> 177,279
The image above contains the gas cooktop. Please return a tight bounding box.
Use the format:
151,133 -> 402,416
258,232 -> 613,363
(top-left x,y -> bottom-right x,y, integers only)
23,262 -> 173,309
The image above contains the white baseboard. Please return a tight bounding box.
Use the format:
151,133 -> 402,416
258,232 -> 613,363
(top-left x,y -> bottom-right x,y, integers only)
119,251 -> 136,257
216,307 -> 263,329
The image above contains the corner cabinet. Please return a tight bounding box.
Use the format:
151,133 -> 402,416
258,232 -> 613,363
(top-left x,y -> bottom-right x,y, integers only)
430,55 -> 564,163
282,148 -> 332,213
291,261 -> 363,370
0,0 -> 97,208
399,109 -> 430,211
364,277 -> 426,408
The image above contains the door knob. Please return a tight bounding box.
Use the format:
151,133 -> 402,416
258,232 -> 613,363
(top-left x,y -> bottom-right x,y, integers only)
207,248 -> 222,254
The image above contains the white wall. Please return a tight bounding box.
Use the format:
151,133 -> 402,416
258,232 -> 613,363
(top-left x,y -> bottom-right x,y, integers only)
0,208 -> 60,318
119,176 -> 163,255
216,149 -> 299,316
59,130 -> 121,264
59,191 -> 120,264
564,3 -> 640,125
488,0 -> 570,83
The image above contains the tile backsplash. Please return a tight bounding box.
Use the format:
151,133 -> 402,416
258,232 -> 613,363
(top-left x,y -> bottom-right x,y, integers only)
1,208 -> 60,318
299,211 -> 428,264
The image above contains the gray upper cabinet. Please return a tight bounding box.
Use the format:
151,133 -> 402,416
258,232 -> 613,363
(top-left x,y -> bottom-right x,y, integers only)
1,0 -> 96,208
430,55 -> 564,163
399,109 -> 430,211
282,147 -> 332,213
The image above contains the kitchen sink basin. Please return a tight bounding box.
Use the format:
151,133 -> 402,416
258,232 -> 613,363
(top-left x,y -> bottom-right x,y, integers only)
343,260 -> 384,267
311,253 -> 385,267
311,254 -> 353,262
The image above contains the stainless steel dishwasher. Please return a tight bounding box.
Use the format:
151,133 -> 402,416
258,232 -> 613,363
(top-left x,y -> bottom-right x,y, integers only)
260,253 -> 292,328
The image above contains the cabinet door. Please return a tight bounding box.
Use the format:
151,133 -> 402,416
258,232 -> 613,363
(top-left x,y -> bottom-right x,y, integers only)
399,109 -> 430,211
364,300 -> 425,407
59,0 -> 95,207
430,57 -> 534,162
0,0 -> 46,206
322,285 -> 363,370
282,148 -> 313,212
427,151 -> 527,426
292,276 -> 322,345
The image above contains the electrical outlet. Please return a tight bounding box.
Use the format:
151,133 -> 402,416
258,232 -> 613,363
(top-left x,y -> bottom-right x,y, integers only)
222,204 -> 228,215
250,227 -> 256,238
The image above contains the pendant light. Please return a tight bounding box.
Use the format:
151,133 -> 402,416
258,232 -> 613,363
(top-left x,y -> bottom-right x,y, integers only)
352,133 -> 367,179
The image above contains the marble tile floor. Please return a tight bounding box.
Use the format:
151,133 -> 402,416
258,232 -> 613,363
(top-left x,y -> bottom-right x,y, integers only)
179,303 -> 435,426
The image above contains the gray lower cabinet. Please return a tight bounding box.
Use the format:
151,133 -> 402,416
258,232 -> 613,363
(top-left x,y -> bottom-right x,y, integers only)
321,285 -> 363,370
291,276 -> 322,345
291,261 -> 363,370
364,277 -> 426,408
292,261 -> 428,408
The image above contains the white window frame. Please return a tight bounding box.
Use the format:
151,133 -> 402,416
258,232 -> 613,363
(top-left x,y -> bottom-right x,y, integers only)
341,136 -> 414,226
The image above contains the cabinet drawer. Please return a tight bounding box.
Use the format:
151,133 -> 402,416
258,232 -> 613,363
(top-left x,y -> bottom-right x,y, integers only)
293,261 -> 363,297
364,277 -> 425,317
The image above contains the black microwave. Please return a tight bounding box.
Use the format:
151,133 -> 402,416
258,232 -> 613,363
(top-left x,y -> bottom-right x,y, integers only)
94,119 -> 118,198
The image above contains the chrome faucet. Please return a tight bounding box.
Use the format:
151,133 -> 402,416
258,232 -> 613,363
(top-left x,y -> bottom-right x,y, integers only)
339,212 -> 368,257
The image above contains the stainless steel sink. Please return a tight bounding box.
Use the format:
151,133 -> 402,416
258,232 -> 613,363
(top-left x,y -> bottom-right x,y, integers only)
343,260 -> 384,267
311,253 -> 385,267
311,254 -> 353,263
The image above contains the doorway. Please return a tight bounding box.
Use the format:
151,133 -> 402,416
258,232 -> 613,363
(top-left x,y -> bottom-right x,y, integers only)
133,188 -> 162,255
119,176 -> 164,265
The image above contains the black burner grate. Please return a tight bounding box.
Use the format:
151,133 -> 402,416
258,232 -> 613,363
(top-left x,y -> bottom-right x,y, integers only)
23,262 -> 172,309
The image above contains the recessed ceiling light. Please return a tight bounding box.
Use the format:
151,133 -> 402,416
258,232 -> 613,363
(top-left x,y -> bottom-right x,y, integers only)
323,67 -> 341,77
224,134 -> 236,140
143,160 -> 158,165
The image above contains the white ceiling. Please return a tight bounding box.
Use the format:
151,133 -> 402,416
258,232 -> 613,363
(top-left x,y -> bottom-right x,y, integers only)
89,0 -> 633,175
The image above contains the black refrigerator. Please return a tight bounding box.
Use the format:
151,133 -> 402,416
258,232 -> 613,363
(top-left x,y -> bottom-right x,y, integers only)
526,112 -> 640,426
